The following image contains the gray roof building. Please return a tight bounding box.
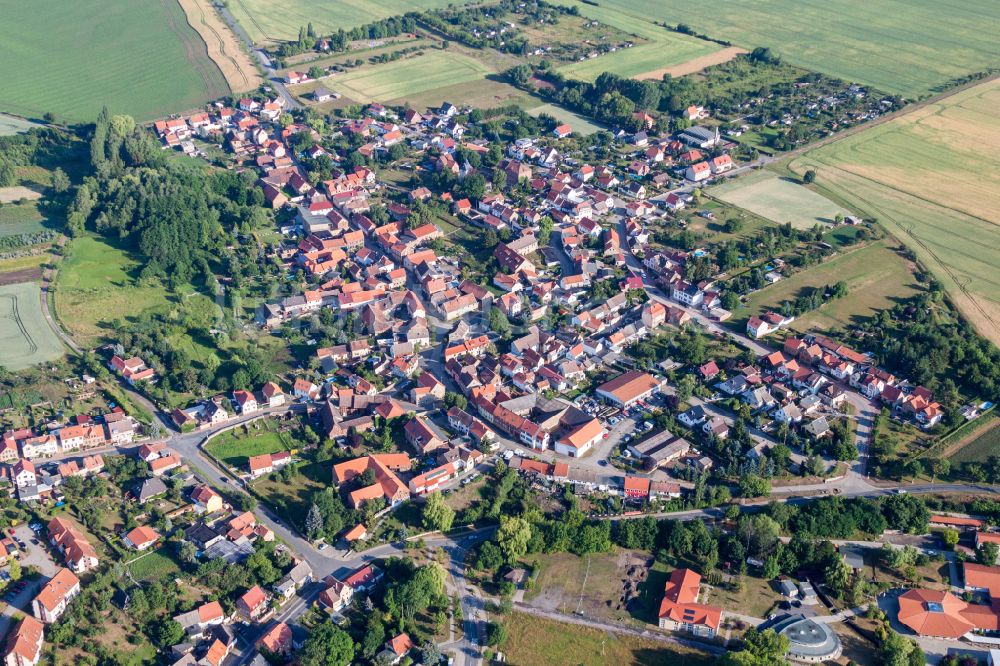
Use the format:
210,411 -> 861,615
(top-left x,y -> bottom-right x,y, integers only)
769,614 -> 843,663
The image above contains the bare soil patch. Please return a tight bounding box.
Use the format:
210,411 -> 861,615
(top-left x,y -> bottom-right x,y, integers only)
0,268 -> 43,286
177,0 -> 261,92
0,187 -> 42,204
635,46 -> 747,80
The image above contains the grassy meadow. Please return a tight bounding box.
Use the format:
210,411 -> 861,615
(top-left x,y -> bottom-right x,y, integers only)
527,102 -> 606,136
560,0 -> 1000,97
502,612 -> 714,666
711,170 -> 850,229
732,241 -> 921,334
790,78 -> 1000,346
325,50 -> 493,103
552,0 -> 718,81
0,0 -> 228,122
54,234 -> 172,344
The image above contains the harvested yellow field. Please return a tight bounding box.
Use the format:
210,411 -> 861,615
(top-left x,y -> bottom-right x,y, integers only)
178,0 -> 261,93
793,77 -> 1000,346
635,46 -> 748,80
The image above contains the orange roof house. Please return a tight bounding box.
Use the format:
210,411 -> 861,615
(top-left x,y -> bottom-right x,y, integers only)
332,454 -> 411,509
4,615 -> 44,666
257,622 -> 293,654
930,515 -> 984,529
963,562 -> 1000,598
657,569 -> 722,636
595,370 -> 660,407
897,589 -> 987,638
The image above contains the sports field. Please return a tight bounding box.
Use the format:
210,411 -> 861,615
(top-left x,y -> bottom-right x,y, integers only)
229,0 -> 459,43
0,282 -> 64,370
325,51 -> 493,103
561,0 -> 1000,97
734,241 -> 921,334
711,170 -> 850,229
552,0 -> 718,82
0,0 -> 228,122
791,78 -> 1000,346
527,103 -> 605,136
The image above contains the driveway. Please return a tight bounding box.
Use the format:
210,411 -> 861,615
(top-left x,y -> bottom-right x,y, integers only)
0,525 -> 60,637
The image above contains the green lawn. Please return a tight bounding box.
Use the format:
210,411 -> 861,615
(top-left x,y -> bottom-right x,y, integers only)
526,102 -> 606,136
325,50 -> 493,103
790,78 -> 1000,347
387,77 -> 534,111
0,281 -> 65,370
205,421 -> 296,469
0,0 -> 228,122
127,548 -> 181,582
551,0 -> 717,81
733,241 -> 921,334
502,612 -> 715,666
556,0 -> 1000,97
711,170 -> 850,230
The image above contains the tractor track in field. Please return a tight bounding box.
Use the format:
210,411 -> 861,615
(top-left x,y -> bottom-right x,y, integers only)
159,0 -> 228,99
0,293 -> 38,355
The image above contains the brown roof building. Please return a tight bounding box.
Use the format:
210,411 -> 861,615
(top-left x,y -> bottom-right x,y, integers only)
596,370 -> 661,407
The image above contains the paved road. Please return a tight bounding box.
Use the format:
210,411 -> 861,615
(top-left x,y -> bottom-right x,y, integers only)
215,2 -> 301,110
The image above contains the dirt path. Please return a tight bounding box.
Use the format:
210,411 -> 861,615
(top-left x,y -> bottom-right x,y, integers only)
177,0 -> 261,93
635,46 -> 748,80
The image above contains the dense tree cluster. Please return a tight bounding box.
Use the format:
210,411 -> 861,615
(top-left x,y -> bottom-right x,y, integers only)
854,289 -> 1000,399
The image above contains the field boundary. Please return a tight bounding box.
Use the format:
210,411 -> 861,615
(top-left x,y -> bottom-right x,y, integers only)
158,0 -> 230,102
176,0 -> 262,93
634,46 -> 748,80
939,412 -> 998,460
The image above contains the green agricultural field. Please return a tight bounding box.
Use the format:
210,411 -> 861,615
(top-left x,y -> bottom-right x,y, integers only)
0,202 -> 55,237
952,419 -> 1000,465
526,102 -> 606,136
560,0 -> 1000,97
205,421 -> 296,469
711,170 -> 851,229
54,234 -> 171,344
791,78 -> 1000,347
230,0 -> 459,43
0,281 -> 64,371
503,612 -> 714,666
325,51 -> 493,103
733,241 -> 921,334
0,0 -> 228,122
552,0 -> 718,81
